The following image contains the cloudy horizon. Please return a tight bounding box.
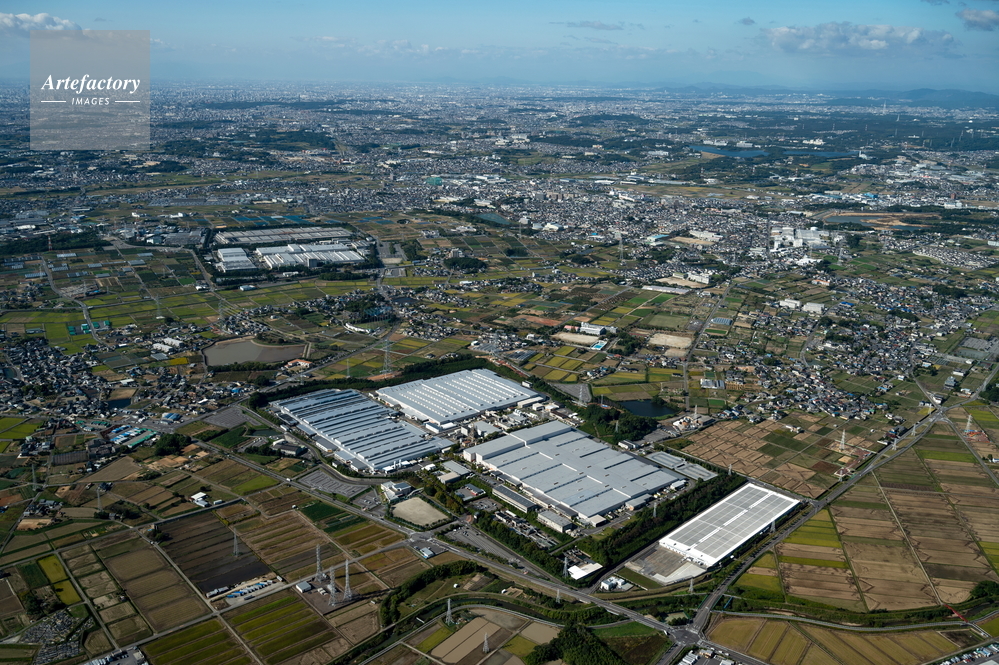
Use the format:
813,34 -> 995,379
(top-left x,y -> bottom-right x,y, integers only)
1,0 -> 997,93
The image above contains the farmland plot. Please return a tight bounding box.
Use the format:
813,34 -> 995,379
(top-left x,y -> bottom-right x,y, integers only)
226,590 -> 348,665
145,618 -> 251,665
708,615 -> 971,665
234,510 -> 343,579
158,512 -> 269,592
98,538 -> 208,633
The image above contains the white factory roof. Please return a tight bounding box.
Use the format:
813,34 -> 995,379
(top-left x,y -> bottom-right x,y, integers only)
256,243 -> 364,269
658,484 -> 798,568
376,369 -> 538,425
272,388 -> 448,471
464,421 -> 680,523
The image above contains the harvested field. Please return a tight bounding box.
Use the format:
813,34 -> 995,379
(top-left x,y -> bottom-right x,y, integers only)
780,449 -> 999,611
102,543 -> 208,631
361,547 -> 430,587
86,457 -> 143,482
107,615 -> 151,644
227,590 -> 343,665
246,485 -> 312,515
145,618 -> 251,665
431,616 -> 509,665
682,419 -> 860,498
193,458 -> 277,495
158,512 -> 269,592
234,510 -> 343,579
708,615 -> 972,665
329,521 -> 404,557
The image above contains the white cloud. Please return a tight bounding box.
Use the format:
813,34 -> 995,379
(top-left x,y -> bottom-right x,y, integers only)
552,21 -> 624,31
957,9 -> 999,30
762,22 -> 955,56
0,12 -> 79,37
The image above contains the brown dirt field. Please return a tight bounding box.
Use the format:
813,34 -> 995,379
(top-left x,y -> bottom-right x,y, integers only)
932,579 -> 977,604
107,616 -> 150,642
87,457 -> 143,482
78,570 -> 114,589
747,622 -> 787,662
65,551 -> 98,569
105,549 -> 167,581
831,517 -> 904,540
860,580 -> 937,611
99,602 -> 137,623
769,628 -> 809,665
519,623 -> 558,644
0,580 -> 23,618
339,609 -> 379,644
706,616 -> 763,654
377,560 -> 431,587
144,597 -> 208,631
830,506 -> 892,521
778,543 -> 846,560
281,637 -> 352,665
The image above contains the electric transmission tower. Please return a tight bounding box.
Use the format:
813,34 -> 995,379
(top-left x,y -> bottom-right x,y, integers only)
233,531 -> 239,556
343,560 -> 353,601
483,633 -> 489,654
445,598 -> 453,624
314,544 -> 325,583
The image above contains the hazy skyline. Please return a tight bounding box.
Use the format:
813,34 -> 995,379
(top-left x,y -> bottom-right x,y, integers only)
1,0 -> 997,92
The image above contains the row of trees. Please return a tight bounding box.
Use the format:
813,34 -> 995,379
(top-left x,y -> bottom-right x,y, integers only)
525,621 -> 628,665
379,561 -> 483,624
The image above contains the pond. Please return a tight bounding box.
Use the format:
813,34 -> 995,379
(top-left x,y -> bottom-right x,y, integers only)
689,145 -> 768,158
204,337 -> 306,366
619,400 -> 676,419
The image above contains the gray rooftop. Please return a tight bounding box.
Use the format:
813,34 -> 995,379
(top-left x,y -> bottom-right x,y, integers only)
273,389 -> 447,471
377,369 -> 538,425
659,484 -> 798,567
465,421 -> 680,521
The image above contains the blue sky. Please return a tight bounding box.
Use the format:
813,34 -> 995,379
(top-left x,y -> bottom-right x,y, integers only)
1,0 -> 997,91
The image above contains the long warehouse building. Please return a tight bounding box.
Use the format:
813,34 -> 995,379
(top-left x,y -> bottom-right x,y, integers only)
271,389 -> 448,471
658,483 -> 798,568
377,369 -> 539,427
464,421 -> 680,525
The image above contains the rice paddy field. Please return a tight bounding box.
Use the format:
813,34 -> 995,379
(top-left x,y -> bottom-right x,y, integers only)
683,415 -> 874,498
191,458 -> 279,496
754,422 -> 999,611
157,512 -> 270,593
94,533 -> 208,638
225,590 -> 351,665
145,618 -> 251,665
232,509 -> 344,579
328,520 -> 405,557
707,615 -> 976,665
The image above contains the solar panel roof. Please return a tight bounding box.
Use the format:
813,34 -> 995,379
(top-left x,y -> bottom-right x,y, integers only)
658,484 -> 798,567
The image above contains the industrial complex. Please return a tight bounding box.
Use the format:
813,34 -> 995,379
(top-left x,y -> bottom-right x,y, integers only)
376,369 -> 540,427
271,388 -> 448,471
658,484 -> 799,568
463,420 -> 681,525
